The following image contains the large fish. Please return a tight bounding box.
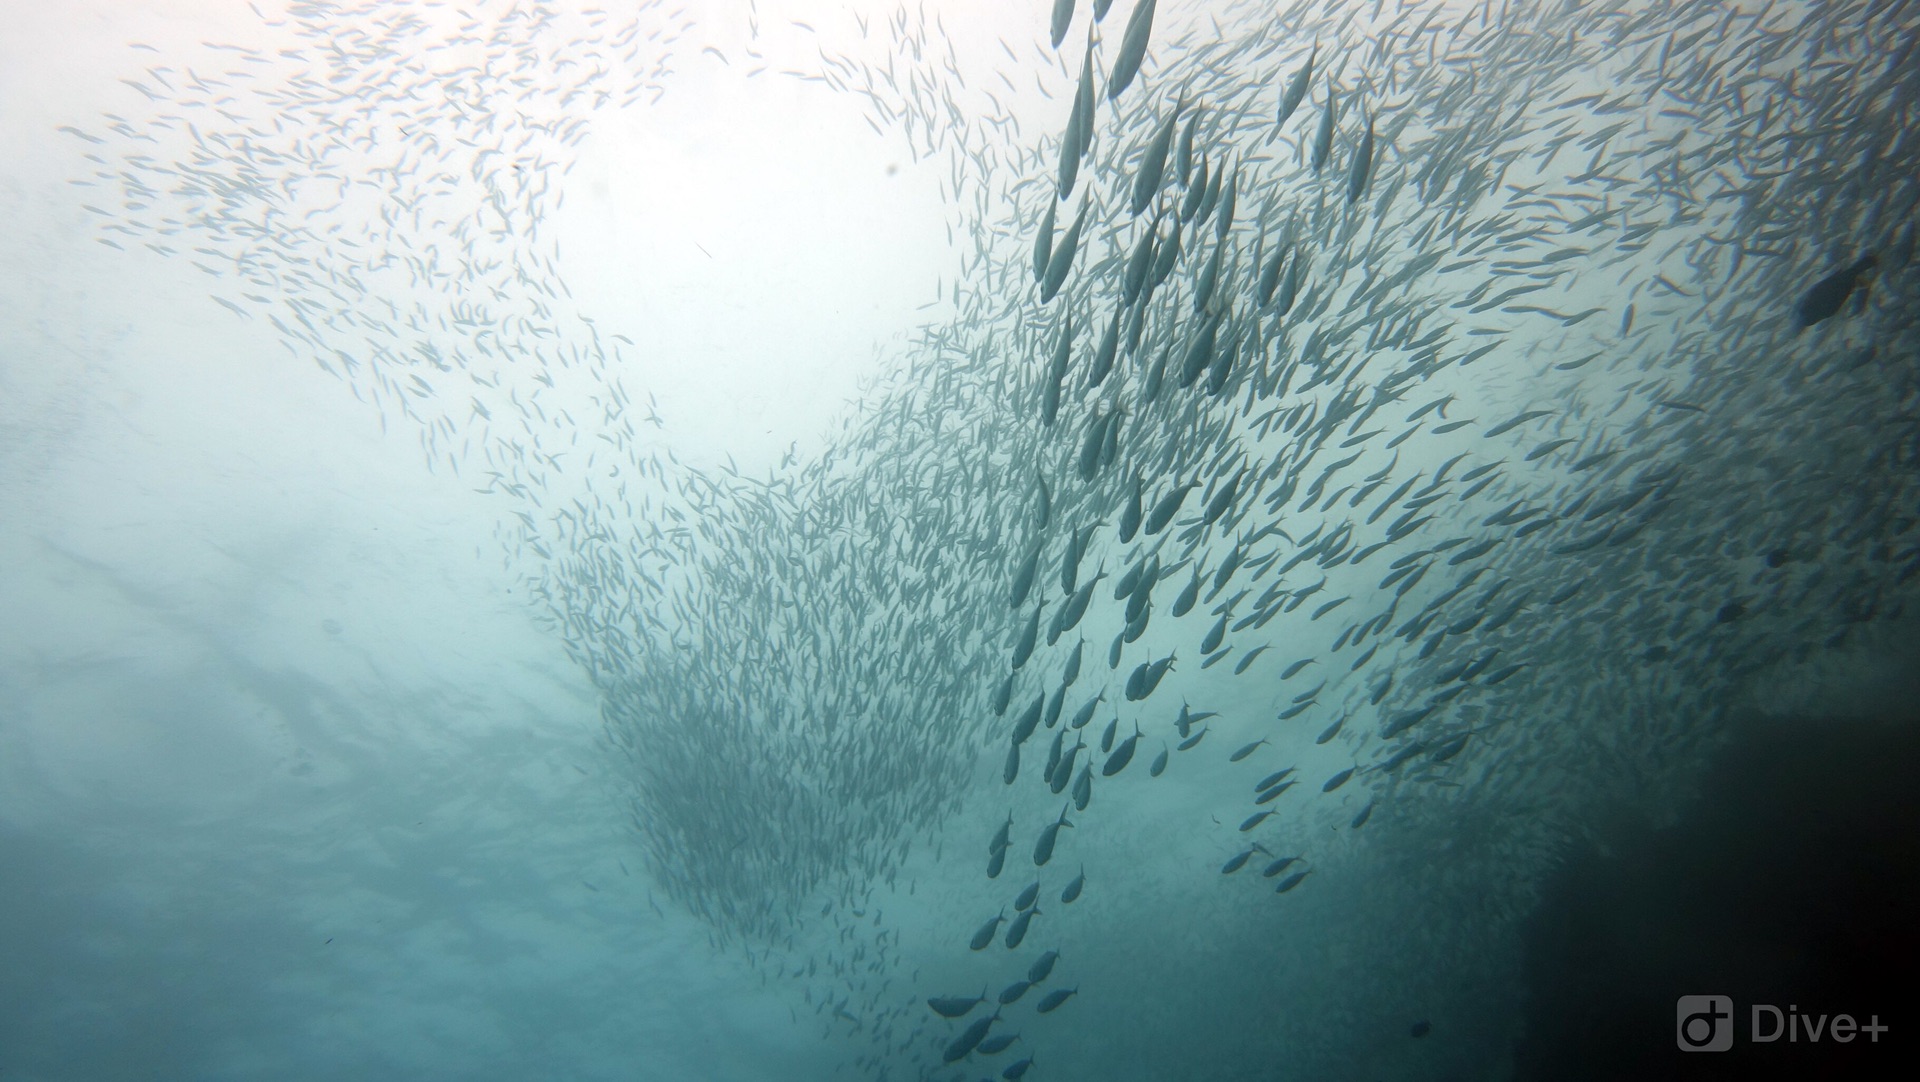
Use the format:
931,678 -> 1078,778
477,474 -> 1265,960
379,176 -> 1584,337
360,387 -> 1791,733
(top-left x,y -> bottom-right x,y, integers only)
1794,254 -> 1876,327
1277,43 -> 1317,127
1107,0 -> 1159,100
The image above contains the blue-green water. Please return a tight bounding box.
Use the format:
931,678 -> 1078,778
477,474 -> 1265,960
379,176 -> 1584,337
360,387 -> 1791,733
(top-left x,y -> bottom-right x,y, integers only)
2,1 -> 1916,1079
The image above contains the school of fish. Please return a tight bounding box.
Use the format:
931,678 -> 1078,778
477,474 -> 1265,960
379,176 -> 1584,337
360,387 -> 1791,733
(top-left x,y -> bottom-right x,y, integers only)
66,0 -> 1919,1077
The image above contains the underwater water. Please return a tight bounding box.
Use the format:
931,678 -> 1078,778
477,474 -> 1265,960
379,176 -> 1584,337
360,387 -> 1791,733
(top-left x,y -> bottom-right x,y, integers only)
2,0 -> 1917,1079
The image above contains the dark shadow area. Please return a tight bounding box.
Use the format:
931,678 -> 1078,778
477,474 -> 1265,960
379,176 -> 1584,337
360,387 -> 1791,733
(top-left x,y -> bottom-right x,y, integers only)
1513,701 -> 1920,1080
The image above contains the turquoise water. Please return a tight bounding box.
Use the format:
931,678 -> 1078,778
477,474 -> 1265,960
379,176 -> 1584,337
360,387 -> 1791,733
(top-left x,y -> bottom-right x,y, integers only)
2,1 -> 1915,1079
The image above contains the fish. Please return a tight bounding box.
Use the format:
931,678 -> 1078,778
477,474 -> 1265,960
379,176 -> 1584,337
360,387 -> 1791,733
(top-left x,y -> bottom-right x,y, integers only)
1257,244 -> 1289,307
1028,950 -> 1060,984
942,1008 -> 1002,1062
970,910 -> 1006,951
1039,195 -> 1090,303
1106,0 -> 1158,100
1262,855 -> 1300,878
1255,767 -> 1295,791
1276,44 -> 1316,127
1011,605 -> 1042,670
1034,804 -> 1074,866
1049,0 -> 1075,49
1014,880 -> 1040,911
1124,652 -> 1176,700
1132,103 -> 1182,217
1310,86 -> 1336,171
1061,868 -> 1085,902
1005,905 -> 1039,948
1032,200 -> 1055,284
1229,738 -> 1267,763
1035,987 -> 1078,1013
990,815 -> 1013,856
1232,643 -> 1270,674
998,979 -> 1032,1005
1346,111 -> 1374,204
1041,320 -> 1072,425
1102,722 -> 1142,775
929,991 -> 988,1018
1221,845 -> 1262,874
1484,409 -> 1552,439
1012,692 -> 1046,744
1794,253 -> 1876,328
1119,473 -> 1144,542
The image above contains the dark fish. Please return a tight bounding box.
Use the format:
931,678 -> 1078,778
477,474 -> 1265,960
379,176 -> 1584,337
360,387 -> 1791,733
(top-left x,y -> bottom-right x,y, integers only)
1040,195 -> 1090,303
1222,845 -> 1261,874
1049,0 -> 1075,49
1035,986 -> 1078,1013
1014,880 -> 1040,911
1102,722 -> 1142,775
1276,43 -> 1316,127
1310,86 -> 1336,171
1346,111 -> 1374,204
1010,545 -> 1040,608
1032,200 -> 1055,284
1146,480 -> 1201,535
970,910 -> 1006,951
1011,604 -> 1041,669
1028,950 -> 1060,984
1012,692 -> 1045,744
1061,868 -> 1085,902
998,979 -> 1031,1005
1794,253 -> 1875,328
1132,104 -> 1181,216
929,991 -> 987,1018
1322,766 -> 1355,792
1257,244 -> 1288,307
1411,1020 -> 1432,1038
1254,779 -> 1295,804
1274,869 -> 1311,893
1255,767 -> 1295,791
1034,804 -> 1073,866
1107,0 -> 1158,100
942,1008 -> 1001,1062
1005,905 -> 1039,948
1119,472 -> 1144,541
1229,738 -> 1266,762
1261,855 -> 1299,878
